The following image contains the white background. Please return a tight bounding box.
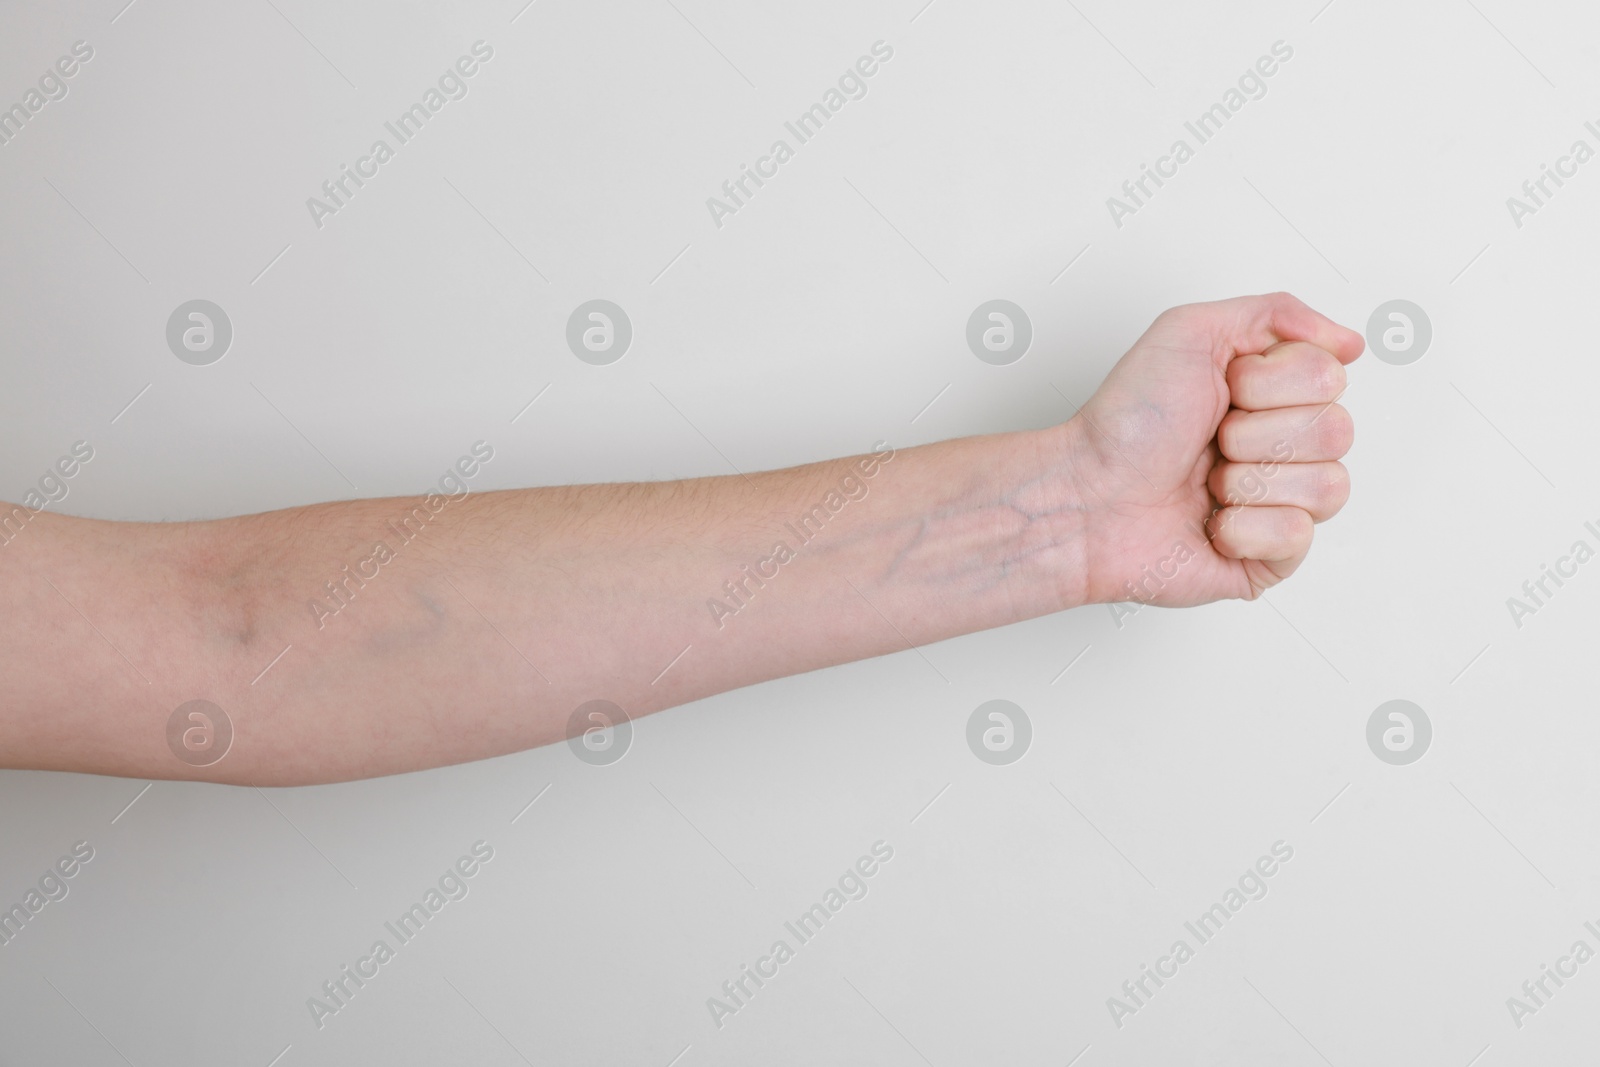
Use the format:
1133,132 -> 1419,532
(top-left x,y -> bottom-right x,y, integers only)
2,0 -> 1596,1063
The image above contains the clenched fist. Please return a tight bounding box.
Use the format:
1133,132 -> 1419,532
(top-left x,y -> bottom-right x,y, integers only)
1065,292 -> 1365,606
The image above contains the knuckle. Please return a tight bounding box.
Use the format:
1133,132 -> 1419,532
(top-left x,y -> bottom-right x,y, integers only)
1318,462 -> 1351,511
1317,405 -> 1354,454
1285,506 -> 1315,543
1267,290 -> 1304,316
1156,303 -> 1197,330
1313,352 -> 1347,398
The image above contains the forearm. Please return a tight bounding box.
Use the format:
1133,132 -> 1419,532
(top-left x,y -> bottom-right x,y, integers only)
0,423 -> 1094,784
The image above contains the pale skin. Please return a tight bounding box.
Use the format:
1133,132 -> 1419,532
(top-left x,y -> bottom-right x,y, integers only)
0,292 -> 1363,786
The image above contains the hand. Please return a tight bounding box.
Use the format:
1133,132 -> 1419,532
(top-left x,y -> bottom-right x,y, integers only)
1064,292 -> 1365,605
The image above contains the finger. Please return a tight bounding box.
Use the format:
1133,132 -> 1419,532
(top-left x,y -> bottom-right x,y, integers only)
1208,461 -> 1350,521
1164,292 -> 1365,370
1226,342 -> 1346,412
1217,403 -> 1353,463
1208,505 -> 1313,562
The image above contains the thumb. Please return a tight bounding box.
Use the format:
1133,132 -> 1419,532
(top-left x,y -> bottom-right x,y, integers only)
1180,291 -> 1366,370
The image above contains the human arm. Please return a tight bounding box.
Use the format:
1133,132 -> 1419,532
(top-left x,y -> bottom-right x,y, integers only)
0,292 -> 1363,785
